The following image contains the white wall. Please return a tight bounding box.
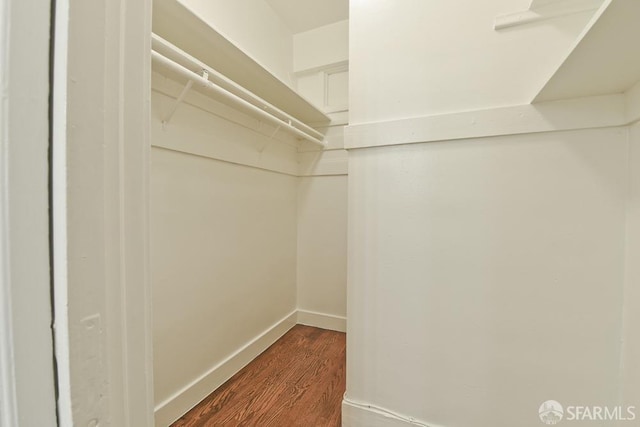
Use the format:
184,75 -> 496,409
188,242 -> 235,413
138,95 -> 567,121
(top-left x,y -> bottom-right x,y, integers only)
297,138 -> 349,336
177,0 -> 294,86
621,121 -> 640,411
150,77 -> 300,425
349,0 -> 596,123
346,127 -> 630,427
294,19 -> 348,72
345,3 -> 637,426
293,20 -> 349,121
294,16 -> 350,331
0,0 -> 57,425
294,19 -> 349,120
297,175 -> 348,326
151,146 -> 298,402
150,10 -> 350,423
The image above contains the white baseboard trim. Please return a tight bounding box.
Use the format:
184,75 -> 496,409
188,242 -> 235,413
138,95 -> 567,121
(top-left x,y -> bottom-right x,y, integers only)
297,309 -> 347,332
342,398 -> 442,427
153,310 -> 297,426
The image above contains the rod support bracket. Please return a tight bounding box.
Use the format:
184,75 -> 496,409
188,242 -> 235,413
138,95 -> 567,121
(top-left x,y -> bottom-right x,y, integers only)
162,79 -> 194,125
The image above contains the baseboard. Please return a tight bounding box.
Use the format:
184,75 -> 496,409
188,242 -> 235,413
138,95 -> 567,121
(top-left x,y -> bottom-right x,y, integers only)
153,310 -> 297,426
296,309 -> 347,332
342,398 -> 441,427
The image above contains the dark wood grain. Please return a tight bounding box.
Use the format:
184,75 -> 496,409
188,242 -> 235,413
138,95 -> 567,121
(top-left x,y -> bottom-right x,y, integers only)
171,325 -> 346,427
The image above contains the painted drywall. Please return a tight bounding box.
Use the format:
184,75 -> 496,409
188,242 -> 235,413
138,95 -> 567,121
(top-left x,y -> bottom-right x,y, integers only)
150,84 -> 299,419
293,19 -> 348,72
0,0 -> 57,425
293,15 -> 350,332
348,0 -> 597,124
177,0 -> 295,86
151,145 -> 298,403
346,127 -> 629,427
298,126 -> 349,178
150,76 -> 350,422
265,0 -> 348,34
294,8 -> 350,327
621,121 -> 640,410
346,4 -> 636,424
297,175 -> 348,321
293,18 -> 349,120
150,12 -> 350,422
296,68 -> 349,118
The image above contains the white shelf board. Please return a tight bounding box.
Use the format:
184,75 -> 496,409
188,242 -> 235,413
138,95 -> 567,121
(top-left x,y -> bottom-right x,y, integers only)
494,0 -> 602,31
152,0 -> 330,124
534,0 -> 640,102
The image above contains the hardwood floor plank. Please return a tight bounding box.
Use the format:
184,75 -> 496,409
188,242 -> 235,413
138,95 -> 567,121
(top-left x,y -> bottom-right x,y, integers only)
171,325 -> 346,427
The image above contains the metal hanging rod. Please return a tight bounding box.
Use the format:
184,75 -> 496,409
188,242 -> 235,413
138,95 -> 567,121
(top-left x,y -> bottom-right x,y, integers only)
151,33 -> 326,147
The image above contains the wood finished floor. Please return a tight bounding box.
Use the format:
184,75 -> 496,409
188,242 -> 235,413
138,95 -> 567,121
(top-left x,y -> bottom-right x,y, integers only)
171,325 -> 346,427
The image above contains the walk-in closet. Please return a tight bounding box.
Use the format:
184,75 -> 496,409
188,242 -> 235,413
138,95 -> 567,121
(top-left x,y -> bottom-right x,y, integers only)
5,1 -> 640,426
149,0 -> 349,424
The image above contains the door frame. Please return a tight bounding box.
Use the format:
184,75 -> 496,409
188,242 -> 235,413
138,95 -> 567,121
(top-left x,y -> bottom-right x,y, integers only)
0,0 -> 57,425
51,0 -> 154,425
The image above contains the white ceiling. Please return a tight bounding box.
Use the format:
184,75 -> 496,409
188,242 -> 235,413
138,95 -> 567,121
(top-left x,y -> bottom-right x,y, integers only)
265,0 -> 348,34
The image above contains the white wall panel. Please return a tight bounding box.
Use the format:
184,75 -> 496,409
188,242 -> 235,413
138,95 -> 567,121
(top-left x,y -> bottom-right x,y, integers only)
0,0 -> 56,425
349,0 -> 596,123
151,146 -> 298,406
293,20 -> 349,72
347,127 -> 629,427
297,176 -> 348,320
151,15 -> 350,420
621,121 -> 640,411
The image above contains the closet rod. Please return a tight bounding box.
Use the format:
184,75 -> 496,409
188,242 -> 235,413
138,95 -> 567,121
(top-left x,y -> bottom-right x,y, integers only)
152,51 -> 326,147
151,33 -> 325,142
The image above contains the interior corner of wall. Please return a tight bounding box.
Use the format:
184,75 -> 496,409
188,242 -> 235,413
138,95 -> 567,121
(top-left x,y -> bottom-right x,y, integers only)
625,79 -> 640,124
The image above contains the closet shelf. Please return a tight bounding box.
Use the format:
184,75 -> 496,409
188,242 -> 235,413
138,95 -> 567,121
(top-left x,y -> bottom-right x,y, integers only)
152,47 -> 326,147
494,0 -> 602,31
152,34 -> 325,146
152,0 -> 330,125
533,0 -> 640,102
